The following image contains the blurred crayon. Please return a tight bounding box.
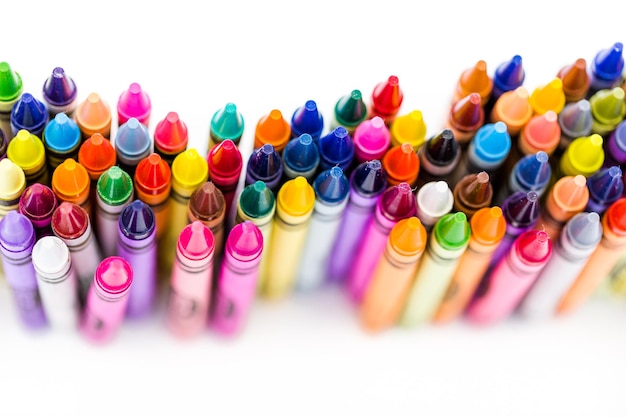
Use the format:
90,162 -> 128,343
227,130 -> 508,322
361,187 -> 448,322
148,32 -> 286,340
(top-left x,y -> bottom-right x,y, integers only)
370,75 -> 403,124
19,183 -> 58,239
245,144 -> 283,194
353,116 -> 391,163
416,180 -> 453,232
588,42 -> 624,94
452,60 -> 492,106
209,103 -> 244,150
415,129 -> 460,188
254,109 -> 290,152
389,110 -> 427,151
153,112 -> 188,167
188,181 -> 226,260
281,134 -> 320,183
0,62 -> 23,137
0,128 -> 6,159
0,158 -> 26,218
10,93 -> 48,138
604,120 -> 626,168
529,78 -> 566,115
453,171 -> 493,219
489,86 -> 533,137
558,134 -> 604,178
134,153 -> 172,240
589,87 -> 625,137
557,58 -> 590,103
557,100 -> 593,154
446,93 -> 484,145
332,90 -> 367,134
42,67 -> 78,117
490,55 -> 525,102
42,113 -> 81,171
114,117 -> 152,178
381,143 -> 419,187
75,92 -> 112,140
117,82 -> 151,127
95,166 -> 134,258
318,126 -> 355,173
207,139 -> 243,221
290,100 -> 324,142
496,151 -> 551,205
7,129 -> 49,186
519,111 -> 561,156
585,165 -> 623,214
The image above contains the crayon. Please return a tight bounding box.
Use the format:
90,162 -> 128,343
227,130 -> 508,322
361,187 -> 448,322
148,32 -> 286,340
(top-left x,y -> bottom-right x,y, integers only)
153,111 -> 188,166
318,126 -> 355,173
589,87 -> 625,137
327,159 -> 387,283
370,75 -> 403,124
557,198 -> 626,314
7,129 -> 49,186
160,149 -> 208,278
254,109 -> 291,152
42,112 -> 81,171
235,181 -> 276,292
74,92 -> 112,140
0,211 -> 47,329
519,111 -> 561,156
446,93 -> 484,146
207,139 -> 242,221
32,236 -> 79,330
296,166 -> 350,291
452,171 -> 493,219
95,166 -> 134,258
415,129 -> 460,188
80,256 -> 133,344
51,158 -> 91,217
245,144 -> 283,194
353,116 -> 391,163
78,133 -> 116,185
347,182 -> 416,303
10,92 -> 49,138
165,221 -> 215,338
209,102 -> 245,149
118,200 -> 157,319
416,180 -> 454,232
360,217 -> 427,332
51,202 -> 102,305
466,229 -> 552,325
556,100 -> 593,155
519,212 -> 602,319
400,211 -> 471,326
452,60 -> 492,106
490,55 -> 525,102
19,183 -> 57,239
117,82 -> 151,127
588,42 -> 624,94
381,142 -> 419,187
290,100 -> 324,142
332,90 -> 367,134
263,176 -> 315,299
42,67 -> 78,117
188,181 -> 226,260
211,221 -> 263,336
389,110 -> 427,151
585,165 -> 623,214
529,78 -> 566,115
556,58 -> 590,103
114,117 -> 152,178
536,175 -> 589,242
604,120 -> 626,168
134,153 -> 171,240
0,62 -> 23,137
0,158 -> 26,218
489,86 -> 533,137
0,127 -> 6,160
558,134 -> 604,178
434,206 -> 506,323
496,151 -> 551,205
281,134 -> 320,183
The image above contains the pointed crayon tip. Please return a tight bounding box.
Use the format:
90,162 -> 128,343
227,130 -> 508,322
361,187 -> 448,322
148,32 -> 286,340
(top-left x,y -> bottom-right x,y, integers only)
353,116 -> 391,162
154,112 -> 188,155
0,210 -> 34,249
207,139 -> 243,180
318,126 -> 355,171
42,67 -> 77,110
424,129 -> 460,167
449,93 -> 484,134
239,181 -> 276,219
277,176 -> 315,217
43,112 -> 81,153
51,202 -> 88,239
371,75 -> 403,121
553,175 -> 589,211
117,82 -> 151,126
520,111 -> 560,155
562,134 -> 604,177
189,181 -> 225,223
514,151 -> 551,192
589,87 -> 626,127
283,134 -> 320,178
566,212 -> 602,248
390,110 -> 427,150
227,221 -> 263,261
178,221 -> 215,260
587,165 -> 623,207
335,89 -> 367,129
607,198 -> 626,234
314,166 -> 350,204
172,148 -> 209,193
470,206 -> 506,245
247,144 -> 282,182
0,158 -> 25,199
457,60 -> 493,104
389,217 -> 427,256
458,171 -> 493,207
291,100 -> 324,141
606,120 -> 626,165
7,129 -> 45,171
493,55 -> 525,96
434,211 -> 470,250
19,183 -> 57,221
559,100 -> 593,140
210,102 -> 245,143
75,92 -> 111,137
119,200 -> 155,239
380,182 -> 416,220
96,166 -> 133,205
382,142 -> 419,185
516,230 -> 551,264
591,42 -> 625,82
557,58 -> 590,102
255,109 -> 291,152
134,153 -> 171,196
78,133 -> 116,180
0,62 -> 23,101
10,92 -> 48,135
503,191 -> 540,227
417,181 -> 454,223
473,122 -> 511,164
530,78 -> 566,115
491,86 -> 533,135
352,159 -> 387,196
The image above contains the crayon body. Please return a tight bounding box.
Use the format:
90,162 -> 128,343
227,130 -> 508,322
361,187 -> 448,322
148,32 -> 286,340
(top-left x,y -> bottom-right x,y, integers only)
95,166 -> 134,258
589,87 -> 625,137
80,256 -> 133,344
446,93 -> 484,145
153,112 -> 188,166
381,143 -> 419,187
117,82 -> 151,127
19,183 -> 57,239
188,181 -> 226,260
209,102 -> 245,150
452,171 -> 493,219
134,153 -> 171,240
7,129 -> 49,186
490,55 -> 525,102
415,180 -> 454,232
415,129 -> 460,189
353,116 -> 391,163
254,109 -> 291,152
370,75 -> 403,124
32,236 -> 79,330
165,221 -> 215,338
282,134 -> 320,183
10,92 -> 48,138
557,58 -> 590,103
558,134 -> 604,179
75,93 -> 112,140
42,67 -> 78,117
318,126 -> 355,173
207,139 -> 242,222
114,117 -> 152,178
245,144 -> 283,194
0,158 -> 26,218
604,120 -> 626,168
290,100 -> 324,142
529,78 -> 565,115
42,113 -> 82,172
489,87 -> 533,137
452,61 -> 492,106
400,212 -> 471,326
211,221 -> 263,336
0,62 -> 24,137
498,151 -> 551,205
588,42 -> 624,94
51,158 -> 91,217
536,175 -> 589,242
78,133 -> 116,186
585,166 -> 623,214
332,90 -> 367,134
389,110 -> 427,151
518,111 -> 561,157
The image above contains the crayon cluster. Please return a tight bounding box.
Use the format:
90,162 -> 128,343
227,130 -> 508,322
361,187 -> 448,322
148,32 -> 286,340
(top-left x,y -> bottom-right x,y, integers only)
0,41 -> 625,343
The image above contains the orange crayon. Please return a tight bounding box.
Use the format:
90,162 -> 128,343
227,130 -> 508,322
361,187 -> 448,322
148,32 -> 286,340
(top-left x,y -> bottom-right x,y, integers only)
254,109 -> 291,153
557,58 -> 590,103
452,60 -> 493,105
489,86 -> 533,137
535,175 -> 588,242
75,93 -> 112,140
51,158 -> 92,217
381,143 -> 419,187
529,78 -> 566,115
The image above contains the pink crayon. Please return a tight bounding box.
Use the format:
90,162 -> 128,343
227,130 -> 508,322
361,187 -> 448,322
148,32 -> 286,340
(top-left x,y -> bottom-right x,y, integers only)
352,116 -> 391,163
117,82 -> 151,127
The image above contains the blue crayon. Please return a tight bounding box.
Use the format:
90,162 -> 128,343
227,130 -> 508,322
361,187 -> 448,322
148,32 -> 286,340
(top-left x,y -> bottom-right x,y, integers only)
318,126 -> 355,173
492,55 -> 525,100
585,165 -> 623,214
291,100 -> 324,142
114,117 -> 152,178
245,143 -> 283,194
282,134 -> 320,182
499,151 -> 552,204
42,67 -> 78,117
588,42 -> 624,94
10,92 -> 49,138
42,112 -> 81,171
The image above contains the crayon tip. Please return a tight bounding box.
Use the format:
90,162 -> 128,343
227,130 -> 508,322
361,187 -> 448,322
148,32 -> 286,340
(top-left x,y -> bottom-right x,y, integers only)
457,60 -> 493,103
0,158 -> 26,199
277,176 -> 315,217
557,58 -> 590,101
189,182 -> 225,223
96,166 -> 133,205
239,181 -> 276,218
589,87 -> 626,126
154,112 -> 188,154
591,42 -> 624,82
313,166 -> 350,204
473,122 -> 511,163
255,109 -> 290,152
434,211 -> 470,250
516,230 -> 551,264
381,182 -> 417,220
7,130 -> 45,171
607,121 -> 626,165
226,221 -> 263,261
470,206 -> 506,245
172,148 -> 209,192
503,191 -> 540,227
521,111 -> 560,155
207,139 -> 242,179
352,159 -> 388,196
371,75 -> 404,119
0,62 -> 23,101
529,78 -> 566,115
353,116 -> 391,162
382,143 -> 420,185
115,118 -> 152,157
562,134 -> 604,177
554,175 -> 589,210
390,110 -> 427,150
514,151 -> 551,191
19,183 -> 57,220
291,100 -> 324,141
283,134 -> 320,175
559,100 -> 593,139
178,221 -> 215,260
566,212 -> 602,248
117,82 -> 151,125
78,134 -> 116,180
51,202 -> 88,239
424,129 -> 459,166
607,198 -> 626,234
211,102 -> 244,143
43,113 -> 81,152
458,171 -> 493,207
97,257 -> 133,291
134,153 -> 171,196
319,126 -> 355,170
10,92 -> 48,134
119,200 -> 155,239
449,93 -> 484,133
42,67 -> 77,108
587,165 -> 624,206
247,144 -> 282,181
335,90 -> 367,128
417,181 -> 454,220
0,210 -> 34,250
389,217 -> 427,256
75,93 -> 111,133
32,236 -> 69,274
493,55 -> 525,95
491,86 -> 533,135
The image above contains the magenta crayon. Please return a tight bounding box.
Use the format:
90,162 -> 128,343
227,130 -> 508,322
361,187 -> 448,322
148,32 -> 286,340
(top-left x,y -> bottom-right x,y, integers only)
466,229 -> 552,325
557,58 -> 590,103
282,134 -> 320,182
604,120 -> 626,168
327,159 -> 387,283
346,182 -> 417,303
209,102 -> 245,149
415,129 -> 460,189
118,200 -> 157,319
19,183 -> 58,239
211,221 -> 263,336
588,42 -> 624,94
352,116 -> 391,163
290,99 -> 324,142
245,143 -> 283,194
416,180 -> 454,232
10,92 -> 48,138
96,166 -> 134,258
557,99 -> 593,154
114,117 -> 152,178
332,89 -> 367,134
589,87 -> 625,137
446,93 -> 484,146
207,139 -> 243,220
0,127 -> 6,159
42,67 -> 78,117
370,75 -> 403,124
0,62 -> 24,137
117,82 -> 151,127
80,256 -> 133,343
42,112 -> 81,171
0,211 -> 47,328
165,221 -> 215,338
51,202 -> 102,305
318,126 -> 355,173
585,165 -> 623,214
154,111 -> 188,166
0,158 -> 25,218
32,236 -> 79,330
7,129 -> 49,186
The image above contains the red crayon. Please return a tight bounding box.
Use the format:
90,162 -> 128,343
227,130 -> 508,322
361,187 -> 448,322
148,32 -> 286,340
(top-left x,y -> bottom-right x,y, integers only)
370,75 -> 403,124
207,139 -> 243,220
382,143 -> 420,187
153,111 -> 188,167
134,153 -> 172,240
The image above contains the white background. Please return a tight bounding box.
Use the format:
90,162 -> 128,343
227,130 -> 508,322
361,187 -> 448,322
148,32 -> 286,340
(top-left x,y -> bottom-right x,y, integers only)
1,1 -> 626,416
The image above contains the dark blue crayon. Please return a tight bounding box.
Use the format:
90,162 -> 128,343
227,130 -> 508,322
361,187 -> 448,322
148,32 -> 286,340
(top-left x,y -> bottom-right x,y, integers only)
557,99 -> 593,155
604,120 -> 626,168
114,117 -> 152,178
496,151 -> 551,205
42,67 -> 78,117
245,143 -> 283,194
42,113 -> 81,171
492,55 -> 525,100
588,42 -> 624,95
0,127 -> 6,159
585,165 -> 623,214
282,134 -> 320,182
290,100 -> 324,142
318,126 -> 355,173
10,92 -> 49,138
415,128 -> 461,188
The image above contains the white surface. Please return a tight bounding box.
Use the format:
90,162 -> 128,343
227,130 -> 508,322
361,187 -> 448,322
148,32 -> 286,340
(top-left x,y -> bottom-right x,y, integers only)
2,1 -> 626,416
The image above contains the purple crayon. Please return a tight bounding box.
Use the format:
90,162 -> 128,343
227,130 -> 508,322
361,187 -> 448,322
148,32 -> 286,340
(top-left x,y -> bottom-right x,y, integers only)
117,200 -> 157,319
42,67 -> 78,117
604,120 -> 626,168
0,211 -> 47,329
585,166 -> 623,214
245,143 -> 283,194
